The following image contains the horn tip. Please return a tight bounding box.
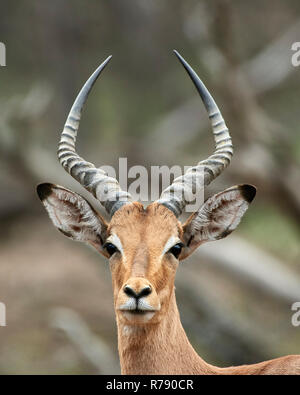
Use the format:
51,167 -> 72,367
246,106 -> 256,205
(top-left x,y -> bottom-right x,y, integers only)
173,49 -> 182,59
172,50 -> 190,71
96,55 -> 113,73
101,55 -> 113,67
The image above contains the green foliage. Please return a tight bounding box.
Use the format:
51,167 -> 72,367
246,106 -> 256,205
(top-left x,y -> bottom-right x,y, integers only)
241,202 -> 300,266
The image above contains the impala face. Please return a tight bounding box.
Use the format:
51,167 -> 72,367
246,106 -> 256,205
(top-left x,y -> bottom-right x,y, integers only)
37,52 -> 256,328
37,183 -> 255,327
106,203 -> 183,325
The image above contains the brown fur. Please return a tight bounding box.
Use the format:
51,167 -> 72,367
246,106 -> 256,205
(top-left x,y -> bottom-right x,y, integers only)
105,202 -> 300,375
39,185 -> 300,375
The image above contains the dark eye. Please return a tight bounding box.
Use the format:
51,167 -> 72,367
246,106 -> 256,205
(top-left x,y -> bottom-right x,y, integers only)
169,243 -> 183,259
103,242 -> 119,257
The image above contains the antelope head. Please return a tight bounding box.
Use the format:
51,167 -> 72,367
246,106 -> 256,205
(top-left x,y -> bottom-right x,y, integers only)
37,51 -> 256,327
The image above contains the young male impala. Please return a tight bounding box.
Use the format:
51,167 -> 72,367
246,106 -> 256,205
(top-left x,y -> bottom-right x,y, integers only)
37,51 -> 300,375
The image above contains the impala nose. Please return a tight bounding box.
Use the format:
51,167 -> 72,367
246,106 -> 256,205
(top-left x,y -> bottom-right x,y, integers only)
123,284 -> 152,299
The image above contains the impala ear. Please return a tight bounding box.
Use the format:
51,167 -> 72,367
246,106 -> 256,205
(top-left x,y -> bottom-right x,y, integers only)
181,184 -> 256,260
37,183 -> 108,252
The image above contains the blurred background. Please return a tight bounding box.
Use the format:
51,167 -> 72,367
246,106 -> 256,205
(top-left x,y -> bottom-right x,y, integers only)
0,0 -> 300,374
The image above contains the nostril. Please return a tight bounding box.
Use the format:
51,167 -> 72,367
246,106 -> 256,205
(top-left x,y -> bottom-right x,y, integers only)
138,285 -> 152,298
123,285 -> 138,298
123,284 -> 152,299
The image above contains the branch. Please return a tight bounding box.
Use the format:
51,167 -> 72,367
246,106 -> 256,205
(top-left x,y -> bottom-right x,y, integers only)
49,307 -> 119,374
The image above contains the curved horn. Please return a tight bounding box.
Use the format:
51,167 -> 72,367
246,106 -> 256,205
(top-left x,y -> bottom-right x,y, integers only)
57,56 -> 133,217
157,50 -> 233,217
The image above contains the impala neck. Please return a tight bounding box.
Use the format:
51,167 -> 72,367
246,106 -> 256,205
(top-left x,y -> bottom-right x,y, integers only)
116,288 -> 217,375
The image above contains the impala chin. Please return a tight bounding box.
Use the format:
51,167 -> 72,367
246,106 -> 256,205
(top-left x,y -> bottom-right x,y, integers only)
121,310 -> 156,324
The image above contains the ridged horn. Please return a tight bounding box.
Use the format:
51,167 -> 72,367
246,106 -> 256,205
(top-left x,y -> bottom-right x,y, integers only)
57,56 -> 133,216
157,50 -> 233,217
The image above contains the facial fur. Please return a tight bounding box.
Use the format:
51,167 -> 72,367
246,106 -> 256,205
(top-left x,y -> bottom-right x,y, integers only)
107,202 -> 183,326
38,183 -> 255,327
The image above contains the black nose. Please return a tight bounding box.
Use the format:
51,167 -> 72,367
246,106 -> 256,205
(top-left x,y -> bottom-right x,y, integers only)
123,285 -> 152,299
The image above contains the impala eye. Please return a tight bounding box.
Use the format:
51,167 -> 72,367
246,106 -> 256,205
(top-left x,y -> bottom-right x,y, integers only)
169,243 -> 183,259
103,242 -> 119,257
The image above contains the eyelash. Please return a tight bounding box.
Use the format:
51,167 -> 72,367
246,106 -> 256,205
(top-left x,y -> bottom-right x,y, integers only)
103,242 -> 119,257
103,242 -> 184,259
168,243 -> 184,259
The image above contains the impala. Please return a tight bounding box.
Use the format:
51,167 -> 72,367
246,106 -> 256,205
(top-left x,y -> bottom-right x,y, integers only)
37,51 -> 300,375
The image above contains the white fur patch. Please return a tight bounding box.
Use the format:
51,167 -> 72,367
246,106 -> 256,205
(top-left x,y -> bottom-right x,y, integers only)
122,325 -> 135,336
119,298 -> 137,311
106,233 -> 124,255
161,236 -> 182,257
138,298 -> 160,311
41,186 -> 103,243
119,298 -> 159,312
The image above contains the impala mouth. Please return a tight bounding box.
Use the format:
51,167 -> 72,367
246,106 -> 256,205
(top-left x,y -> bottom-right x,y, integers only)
119,301 -> 159,322
122,308 -> 156,315
119,298 -> 160,314
119,305 -> 158,315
